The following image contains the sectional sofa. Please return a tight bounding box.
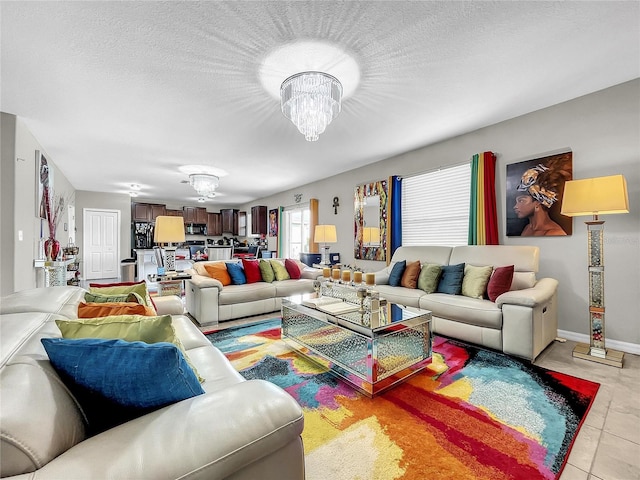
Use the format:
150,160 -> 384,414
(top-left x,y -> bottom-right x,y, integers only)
185,259 -> 321,326
0,286 -> 305,479
370,245 -> 558,361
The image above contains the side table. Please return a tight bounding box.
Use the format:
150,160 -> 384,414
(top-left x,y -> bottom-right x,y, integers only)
147,274 -> 191,297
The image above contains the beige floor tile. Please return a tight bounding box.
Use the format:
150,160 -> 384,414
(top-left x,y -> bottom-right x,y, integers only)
585,386 -> 613,430
567,425 -> 602,472
604,386 -> 640,444
591,431 -> 640,480
560,463 -> 590,480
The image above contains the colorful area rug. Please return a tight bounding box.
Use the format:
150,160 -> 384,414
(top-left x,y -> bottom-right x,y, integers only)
205,319 -> 599,480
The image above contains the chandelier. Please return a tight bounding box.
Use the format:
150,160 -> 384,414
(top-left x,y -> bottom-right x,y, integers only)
281,71 -> 342,141
189,174 -> 219,197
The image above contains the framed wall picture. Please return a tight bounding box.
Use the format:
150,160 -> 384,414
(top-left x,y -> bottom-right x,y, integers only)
36,150 -> 53,219
506,151 -> 573,236
268,208 -> 278,237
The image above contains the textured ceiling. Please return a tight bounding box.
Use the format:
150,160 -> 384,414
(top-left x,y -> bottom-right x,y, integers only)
2,1 -> 638,205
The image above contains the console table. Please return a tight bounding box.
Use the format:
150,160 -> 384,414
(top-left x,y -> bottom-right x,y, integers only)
34,259 -> 74,287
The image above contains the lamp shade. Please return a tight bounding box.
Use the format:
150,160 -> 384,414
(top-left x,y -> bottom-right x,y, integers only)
560,175 -> 629,217
362,226 -> 380,245
154,216 -> 186,244
314,224 -> 337,243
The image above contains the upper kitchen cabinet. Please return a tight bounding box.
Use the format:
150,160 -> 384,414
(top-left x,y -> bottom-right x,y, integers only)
183,206 -> 208,224
251,205 -> 268,235
238,211 -> 247,237
208,212 -> 222,237
221,208 -> 239,235
150,204 -> 166,220
132,202 -> 166,222
165,209 -> 183,217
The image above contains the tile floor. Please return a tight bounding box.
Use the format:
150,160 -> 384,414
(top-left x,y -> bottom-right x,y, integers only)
199,314 -> 640,480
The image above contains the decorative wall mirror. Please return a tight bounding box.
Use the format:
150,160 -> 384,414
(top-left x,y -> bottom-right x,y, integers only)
354,179 -> 388,261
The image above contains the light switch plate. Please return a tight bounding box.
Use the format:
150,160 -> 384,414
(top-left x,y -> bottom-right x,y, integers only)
18,230 -> 23,241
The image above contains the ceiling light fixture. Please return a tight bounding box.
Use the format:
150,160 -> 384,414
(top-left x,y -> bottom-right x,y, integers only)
281,71 -> 342,142
129,191 -> 139,197
189,174 -> 219,197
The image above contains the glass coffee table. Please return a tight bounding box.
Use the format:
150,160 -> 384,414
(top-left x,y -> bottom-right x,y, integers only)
281,294 -> 432,397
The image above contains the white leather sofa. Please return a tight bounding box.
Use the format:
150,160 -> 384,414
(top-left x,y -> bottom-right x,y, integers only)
371,245 -> 558,361
0,286 -> 305,480
185,259 -> 321,326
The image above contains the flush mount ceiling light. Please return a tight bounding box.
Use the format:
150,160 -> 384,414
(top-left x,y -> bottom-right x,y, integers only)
281,71 -> 343,141
189,174 -> 219,197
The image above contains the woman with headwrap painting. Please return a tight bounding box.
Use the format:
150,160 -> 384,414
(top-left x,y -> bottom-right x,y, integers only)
513,159 -> 571,236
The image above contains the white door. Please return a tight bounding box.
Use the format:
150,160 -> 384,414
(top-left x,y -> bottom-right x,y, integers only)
83,209 -> 120,280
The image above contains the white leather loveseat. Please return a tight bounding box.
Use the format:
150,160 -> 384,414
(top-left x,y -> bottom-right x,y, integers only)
185,259 -> 321,326
371,245 -> 558,361
0,286 -> 305,480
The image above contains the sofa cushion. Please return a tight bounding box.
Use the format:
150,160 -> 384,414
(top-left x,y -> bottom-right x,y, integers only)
373,285 -> 424,308
225,262 -> 247,285
41,337 -> 204,435
259,259 -> 275,283
284,259 -> 301,279
218,282 -> 277,305
78,302 -> 153,318
242,259 -> 262,283
417,263 -> 442,293
204,263 -> 232,286
401,260 -> 421,289
487,265 -> 515,301
388,260 -> 406,286
270,260 -> 290,281
437,263 -> 465,295
461,264 -> 493,299
419,293 -> 503,329
273,279 -> 315,297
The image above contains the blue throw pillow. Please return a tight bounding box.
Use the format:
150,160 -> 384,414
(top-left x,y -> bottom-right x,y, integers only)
436,263 -> 465,295
388,260 -> 406,287
226,262 -> 247,285
41,337 -> 204,435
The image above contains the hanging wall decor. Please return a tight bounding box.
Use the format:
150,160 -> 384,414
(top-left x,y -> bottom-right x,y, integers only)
354,179 -> 388,261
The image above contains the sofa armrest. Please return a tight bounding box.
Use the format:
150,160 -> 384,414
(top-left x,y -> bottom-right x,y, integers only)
496,277 -> 559,308
373,267 -> 391,286
300,267 -> 323,280
188,274 -> 224,290
29,380 -> 304,480
152,295 -> 184,315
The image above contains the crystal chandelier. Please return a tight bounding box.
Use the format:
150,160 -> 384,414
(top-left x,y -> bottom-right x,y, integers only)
281,71 -> 342,141
189,174 -> 219,197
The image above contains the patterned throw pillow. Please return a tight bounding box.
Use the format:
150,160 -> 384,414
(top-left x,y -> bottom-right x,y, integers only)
436,263 -> 465,295
225,262 -> 247,285
270,260 -> 290,281
41,338 -> 204,435
388,260 -> 406,287
461,264 -> 493,299
487,265 -> 515,301
400,260 -> 421,289
204,263 -> 232,286
242,259 -> 262,283
259,259 -> 275,283
417,264 -> 442,293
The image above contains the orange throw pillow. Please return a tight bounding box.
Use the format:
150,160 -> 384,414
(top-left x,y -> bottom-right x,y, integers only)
78,302 -> 152,318
401,260 -> 422,289
204,263 -> 232,286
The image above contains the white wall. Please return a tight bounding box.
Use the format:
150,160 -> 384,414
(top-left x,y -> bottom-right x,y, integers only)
242,80 -> 640,347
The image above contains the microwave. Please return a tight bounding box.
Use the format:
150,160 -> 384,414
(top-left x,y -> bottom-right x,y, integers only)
185,224 -> 207,235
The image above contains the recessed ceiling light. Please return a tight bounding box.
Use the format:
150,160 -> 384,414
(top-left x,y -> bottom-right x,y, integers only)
197,197 -> 206,203
130,183 -> 141,191
129,191 -> 139,197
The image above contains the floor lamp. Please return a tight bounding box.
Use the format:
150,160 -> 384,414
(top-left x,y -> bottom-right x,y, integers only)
314,225 -> 337,265
560,174 -> 629,368
154,216 -> 186,274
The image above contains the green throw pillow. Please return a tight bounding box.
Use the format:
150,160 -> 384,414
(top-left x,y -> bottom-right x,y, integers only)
55,315 -> 203,383
461,264 -> 494,299
417,264 -> 442,293
84,291 -> 145,304
270,260 -> 290,281
259,259 -> 275,283
89,282 -> 154,308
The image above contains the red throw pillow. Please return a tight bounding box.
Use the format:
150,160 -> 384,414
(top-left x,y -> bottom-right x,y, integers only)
487,265 -> 515,302
242,259 -> 262,283
284,259 -> 301,279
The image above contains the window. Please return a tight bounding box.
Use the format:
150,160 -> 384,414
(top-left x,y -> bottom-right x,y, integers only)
281,205 -> 311,259
402,163 -> 471,246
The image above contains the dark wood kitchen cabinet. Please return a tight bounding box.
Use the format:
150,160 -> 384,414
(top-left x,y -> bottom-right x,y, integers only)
221,209 -> 239,235
132,203 -> 165,222
251,205 -> 268,235
150,204 -> 166,220
207,212 -> 222,237
183,206 -> 207,224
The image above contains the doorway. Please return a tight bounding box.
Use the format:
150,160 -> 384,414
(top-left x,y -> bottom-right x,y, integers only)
83,208 -> 120,280
281,204 -> 310,260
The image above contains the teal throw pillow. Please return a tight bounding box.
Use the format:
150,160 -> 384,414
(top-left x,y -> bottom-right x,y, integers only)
436,263 -> 465,295
259,259 -> 275,283
388,260 -> 406,287
417,263 -> 442,293
41,337 -> 204,435
226,262 -> 247,285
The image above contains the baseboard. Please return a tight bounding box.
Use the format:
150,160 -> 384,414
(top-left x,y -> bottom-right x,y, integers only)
557,329 -> 640,356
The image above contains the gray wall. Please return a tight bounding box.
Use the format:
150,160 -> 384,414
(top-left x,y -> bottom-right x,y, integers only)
1,113 -> 17,296
242,80 -> 640,348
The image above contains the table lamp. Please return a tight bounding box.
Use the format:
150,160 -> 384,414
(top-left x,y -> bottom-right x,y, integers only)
314,224 -> 337,265
154,216 -> 186,274
560,174 -> 629,367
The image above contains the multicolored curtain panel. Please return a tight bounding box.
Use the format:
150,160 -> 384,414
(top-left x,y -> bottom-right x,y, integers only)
469,151 -> 499,245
